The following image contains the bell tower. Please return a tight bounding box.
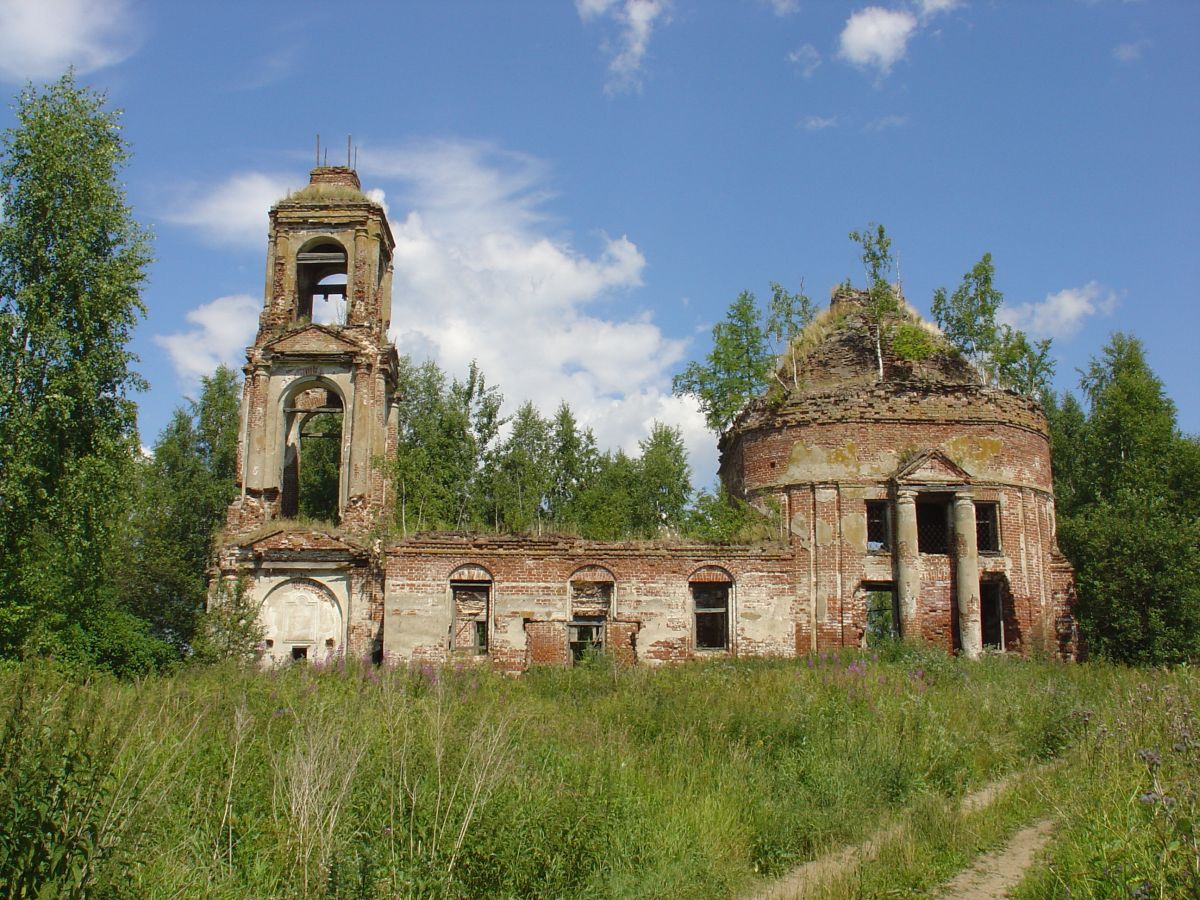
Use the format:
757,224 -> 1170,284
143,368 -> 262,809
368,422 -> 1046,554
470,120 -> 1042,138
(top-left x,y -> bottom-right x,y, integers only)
226,166 -> 398,534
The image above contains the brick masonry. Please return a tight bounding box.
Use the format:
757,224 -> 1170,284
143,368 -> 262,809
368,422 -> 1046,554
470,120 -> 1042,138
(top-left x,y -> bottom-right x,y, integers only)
217,172 -> 1078,669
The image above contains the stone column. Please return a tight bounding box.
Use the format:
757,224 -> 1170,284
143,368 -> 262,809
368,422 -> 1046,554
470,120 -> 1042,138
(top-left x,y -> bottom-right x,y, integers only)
953,491 -> 983,658
895,489 -> 920,641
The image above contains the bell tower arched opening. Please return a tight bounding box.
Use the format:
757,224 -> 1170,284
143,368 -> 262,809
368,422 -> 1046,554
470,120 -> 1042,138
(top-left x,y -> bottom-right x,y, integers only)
280,381 -> 345,522
295,239 -> 347,324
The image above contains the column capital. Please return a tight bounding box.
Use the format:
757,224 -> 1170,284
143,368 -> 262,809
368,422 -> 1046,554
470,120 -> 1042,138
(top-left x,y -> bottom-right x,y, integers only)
896,488 -> 918,503
953,490 -> 975,505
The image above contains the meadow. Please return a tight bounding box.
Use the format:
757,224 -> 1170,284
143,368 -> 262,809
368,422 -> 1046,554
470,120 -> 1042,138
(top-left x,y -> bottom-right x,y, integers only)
1,648 -> 1195,898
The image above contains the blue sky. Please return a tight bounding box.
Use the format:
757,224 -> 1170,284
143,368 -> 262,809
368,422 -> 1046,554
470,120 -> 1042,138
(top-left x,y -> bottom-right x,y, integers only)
1,0 -> 1196,485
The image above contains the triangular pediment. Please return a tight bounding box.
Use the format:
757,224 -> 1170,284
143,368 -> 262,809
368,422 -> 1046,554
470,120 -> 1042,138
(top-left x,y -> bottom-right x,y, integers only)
893,448 -> 972,485
240,528 -> 363,554
263,324 -> 361,356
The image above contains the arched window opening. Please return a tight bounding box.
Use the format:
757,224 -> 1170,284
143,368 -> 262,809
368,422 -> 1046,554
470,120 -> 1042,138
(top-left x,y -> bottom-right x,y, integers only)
569,566 -> 614,663
296,242 -> 347,324
450,565 -> 493,655
281,386 -> 343,521
690,566 -> 732,651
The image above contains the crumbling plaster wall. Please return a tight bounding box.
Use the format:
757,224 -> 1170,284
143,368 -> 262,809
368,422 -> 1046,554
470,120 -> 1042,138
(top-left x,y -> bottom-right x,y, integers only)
382,537 -> 796,672
724,382 -> 1074,657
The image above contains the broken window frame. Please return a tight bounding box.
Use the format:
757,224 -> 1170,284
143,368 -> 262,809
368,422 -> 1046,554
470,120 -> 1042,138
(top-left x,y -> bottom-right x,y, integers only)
568,575 -> 613,664
451,580 -> 492,655
692,583 -> 730,651
916,496 -> 951,555
866,500 -> 891,552
975,501 -> 1001,554
568,616 -> 606,662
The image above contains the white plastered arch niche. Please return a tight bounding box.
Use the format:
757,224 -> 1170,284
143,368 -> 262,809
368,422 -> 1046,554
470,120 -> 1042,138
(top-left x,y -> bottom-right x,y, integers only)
257,576 -> 346,663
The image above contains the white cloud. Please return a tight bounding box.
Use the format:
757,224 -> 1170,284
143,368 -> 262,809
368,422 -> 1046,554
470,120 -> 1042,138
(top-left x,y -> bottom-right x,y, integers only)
787,43 -> 822,78
802,115 -> 838,131
765,0 -> 801,15
864,113 -> 908,131
838,7 -> 917,75
576,0 -> 672,94
165,172 -> 293,246
916,0 -> 961,19
155,294 -> 260,385
361,140 -> 717,480
998,281 -> 1118,340
1113,38 -> 1151,63
0,0 -> 139,83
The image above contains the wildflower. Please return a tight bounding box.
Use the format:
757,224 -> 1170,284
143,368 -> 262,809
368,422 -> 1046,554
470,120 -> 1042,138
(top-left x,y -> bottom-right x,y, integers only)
1136,747 -> 1162,769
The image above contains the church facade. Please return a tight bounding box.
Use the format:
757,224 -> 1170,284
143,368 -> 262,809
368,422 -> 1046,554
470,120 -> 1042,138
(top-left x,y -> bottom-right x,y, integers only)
216,166 -> 1078,670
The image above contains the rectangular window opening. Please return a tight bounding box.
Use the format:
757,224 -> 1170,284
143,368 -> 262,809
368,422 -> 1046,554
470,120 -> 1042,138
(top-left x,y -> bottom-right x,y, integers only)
916,498 -> 951,554
291,646 -> 308,661
981,581 -> 1005,650
976,502 -> 1000,553
693,584 -> 729,650
863,582 -> 899,646
866,501 -> 891,552
452,581 -> 491,655
569,616 -> 606,663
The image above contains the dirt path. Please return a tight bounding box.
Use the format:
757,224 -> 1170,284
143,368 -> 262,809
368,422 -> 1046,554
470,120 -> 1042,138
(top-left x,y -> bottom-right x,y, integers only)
749,770 -> 1036,900
936,818 -> 1055,899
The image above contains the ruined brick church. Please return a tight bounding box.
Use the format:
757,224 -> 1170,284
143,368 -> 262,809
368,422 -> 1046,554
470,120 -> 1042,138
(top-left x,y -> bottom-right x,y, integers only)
216,166 -> 1078,669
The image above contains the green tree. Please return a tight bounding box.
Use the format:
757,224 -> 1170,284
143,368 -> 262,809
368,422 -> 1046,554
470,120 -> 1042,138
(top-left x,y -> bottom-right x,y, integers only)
393,358 -> 504,534
1053,333 -> 1200,664
123,366 -> 241,651
766,280 -> 815,390
931,253 -> 1001,366
484,401 -> 553,532
990,325 -> 1055,399
296,411 -> 341,521
546,402 -> 600,531
685,486 -> 775,544
632,422 -> 692,536
0,74 -> 157,669
672,290 -> 772,432
848,223 -> 901,378
931,253 -> 1055,398
574,450 -> 639,540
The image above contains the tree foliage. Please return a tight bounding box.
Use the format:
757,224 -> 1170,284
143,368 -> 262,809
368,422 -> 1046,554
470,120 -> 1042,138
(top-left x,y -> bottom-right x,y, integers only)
932,252 -> 1055,398
123,366 -> 241,652
392,356 -> 701,539
672,290 -> 773,432
1050,334 -> 1200,664
0,74 -> 158,670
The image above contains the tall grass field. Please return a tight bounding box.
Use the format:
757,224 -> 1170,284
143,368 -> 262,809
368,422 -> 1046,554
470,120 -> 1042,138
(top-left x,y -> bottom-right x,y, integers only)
1,649 -> 1195,898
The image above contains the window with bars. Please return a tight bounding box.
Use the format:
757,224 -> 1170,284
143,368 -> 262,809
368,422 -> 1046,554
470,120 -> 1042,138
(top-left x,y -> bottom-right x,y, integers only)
866,500 -> 891,551
916,498 -> 951,554
976,502 -> 1000,553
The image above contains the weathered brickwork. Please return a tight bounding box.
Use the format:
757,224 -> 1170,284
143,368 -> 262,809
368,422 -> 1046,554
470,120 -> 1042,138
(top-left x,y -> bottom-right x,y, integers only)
216,169 -> 1078,669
